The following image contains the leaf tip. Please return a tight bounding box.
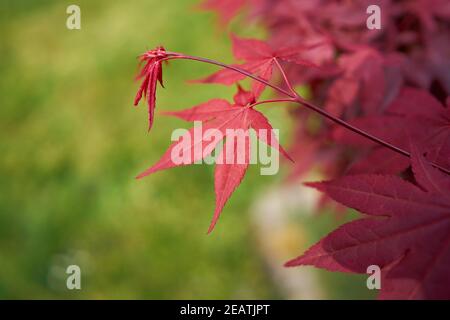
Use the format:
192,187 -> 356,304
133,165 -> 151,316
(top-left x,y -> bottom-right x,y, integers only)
284,257 -> 302,268
304,180 -> 327,191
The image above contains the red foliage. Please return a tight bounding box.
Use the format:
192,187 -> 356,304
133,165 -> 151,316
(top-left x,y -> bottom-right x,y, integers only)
287,147 -> 450,299
137,86 -> 290,233
132,0 -> 450,299
196,34 -> 317,97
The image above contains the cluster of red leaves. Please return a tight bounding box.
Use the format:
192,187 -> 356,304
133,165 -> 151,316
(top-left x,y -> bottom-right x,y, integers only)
200,0 -> 450,300
205,0 -> 450,179
134,34 -> 312,234
133,0 -> 450,299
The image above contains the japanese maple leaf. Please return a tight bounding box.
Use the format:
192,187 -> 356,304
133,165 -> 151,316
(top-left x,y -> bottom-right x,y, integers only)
196,34 -> 316,97
286,146 -> 450,299
137,86 -> 291,233
134,46 -> 168,131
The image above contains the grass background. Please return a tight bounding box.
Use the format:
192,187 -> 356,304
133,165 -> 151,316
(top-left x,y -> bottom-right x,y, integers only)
0,0 -> 374,299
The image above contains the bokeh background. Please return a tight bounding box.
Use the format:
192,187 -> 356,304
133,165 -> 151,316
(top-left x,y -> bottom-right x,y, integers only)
0,0 -> 374,299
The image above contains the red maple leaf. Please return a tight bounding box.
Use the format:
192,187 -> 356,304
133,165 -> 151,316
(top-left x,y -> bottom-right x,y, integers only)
137,86 -> 291,233
134,46 -> 168,131
196,34 -> 316,97
286,145 -> 450,299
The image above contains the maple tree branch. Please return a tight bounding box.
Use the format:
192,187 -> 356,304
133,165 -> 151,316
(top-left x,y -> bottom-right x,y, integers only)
165,53 -> 450,175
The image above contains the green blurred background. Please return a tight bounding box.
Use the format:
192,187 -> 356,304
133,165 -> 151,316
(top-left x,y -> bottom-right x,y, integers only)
0,0 -> 374,299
